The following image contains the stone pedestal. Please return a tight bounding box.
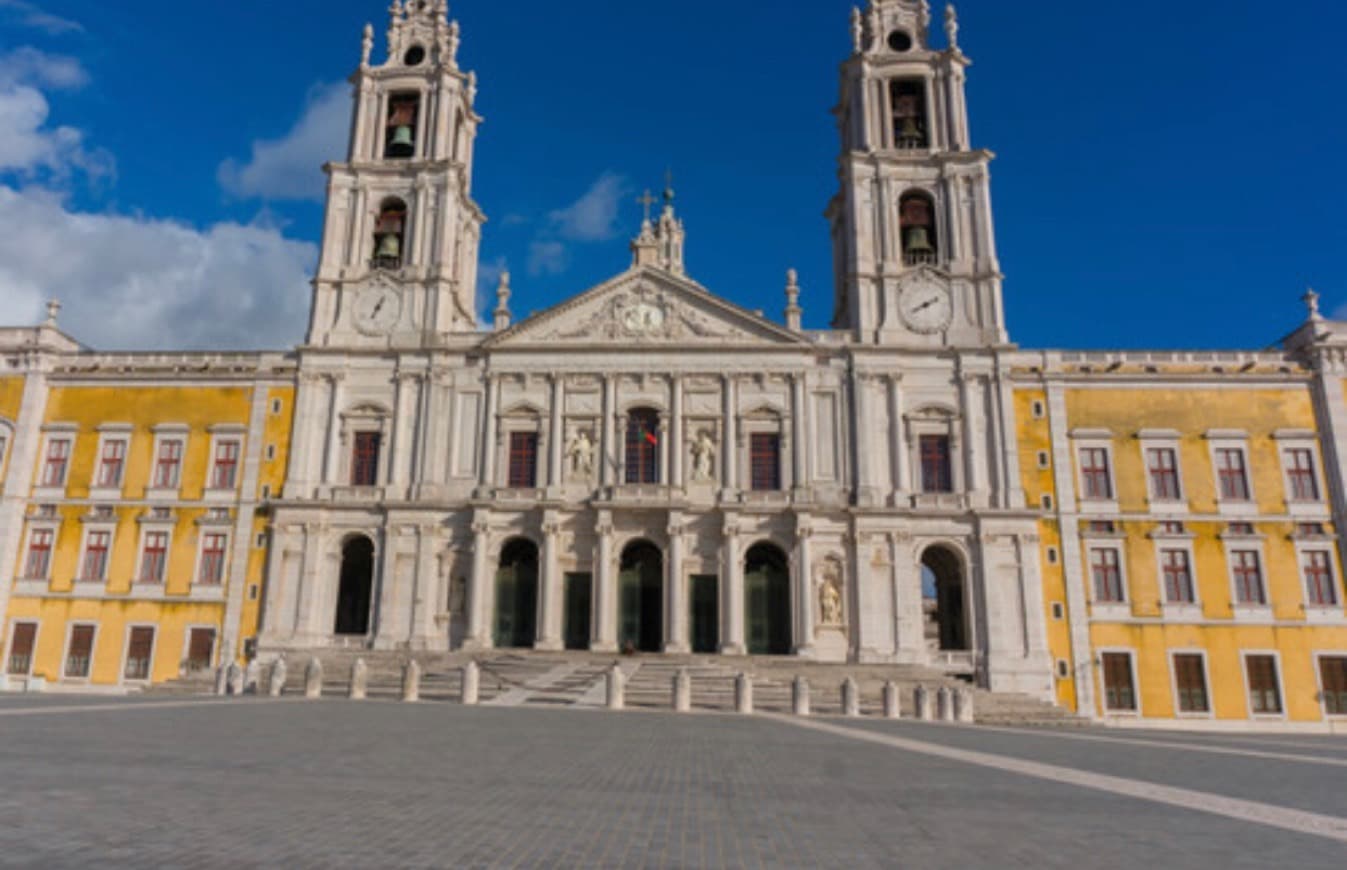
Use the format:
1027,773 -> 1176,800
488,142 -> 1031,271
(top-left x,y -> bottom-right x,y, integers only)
304,658 -> 323,699
792,677 -> 810,717
673,668 -> 691,713
841,677 -> 860,717
401,660 -> 421,702
349,659 -> 368,700
267,659 -> 287,697
914,685 -> 933,721
606,665 -> 625,710
735,673 -> 753,715
937,686 -> 955,722
883,681 -> 900,719
461,661 -> 479,705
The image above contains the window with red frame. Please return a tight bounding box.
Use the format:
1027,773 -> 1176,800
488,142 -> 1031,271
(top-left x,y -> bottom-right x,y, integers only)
750,434 -> 781,491
81,530 -> 111,582
1161,549 -> 1195,604
1215,448 -> 1250,501
198,533 -> 228,585
1079,447 -> 1112,500
211,441 -> 240,490
1090,548 -> 1124,603
154,439 -> 183,488
41,439 -> 70,487
1231,550 -> 1266,605
23,529 -> 54,579
1286,449 -> 1319,501
1304,551 -> 1338,607
139,532 -> 169,584
507,432 -> 539,489
920,434 -> 953,493
96,439 -> 126,488
625,410 -> 660,485
1146,448 -> 1182,500
351,432 -> 382,487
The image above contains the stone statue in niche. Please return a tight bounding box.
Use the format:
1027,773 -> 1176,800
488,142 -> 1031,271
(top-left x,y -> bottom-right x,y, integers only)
816,558 -> 845,627
566,429 -> 595,478
691,430 -> 717,482
448,576 -> 467,616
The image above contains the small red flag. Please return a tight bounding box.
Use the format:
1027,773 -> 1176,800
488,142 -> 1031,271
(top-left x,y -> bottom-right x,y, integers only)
645,430 -> 658,447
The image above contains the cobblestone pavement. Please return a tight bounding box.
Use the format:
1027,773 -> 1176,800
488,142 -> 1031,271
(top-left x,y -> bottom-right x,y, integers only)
0,698 -> 1344,868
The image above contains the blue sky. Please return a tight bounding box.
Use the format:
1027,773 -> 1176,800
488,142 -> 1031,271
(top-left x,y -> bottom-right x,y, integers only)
0,0 -> 1343,350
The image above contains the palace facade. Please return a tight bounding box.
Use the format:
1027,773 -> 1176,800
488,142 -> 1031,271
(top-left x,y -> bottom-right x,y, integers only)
2,0 -> 1345,729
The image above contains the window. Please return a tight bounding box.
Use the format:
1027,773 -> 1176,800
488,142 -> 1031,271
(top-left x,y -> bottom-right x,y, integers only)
1286,449 -> 1319,501
123,627 -> 154,681
1086,520 -> 1117,534
23,528 -> 54,580
1031,401 -> 1046,419
750,433 -> 782,491
1146,448 -> 1182,501
373,198 -> 407,268
185,627 -> 216,673
1303,551 -> 1338,607
1173,654 -> 1210,714
351,432 -> 382,487
1231,550 -> 1266,605
64,625 -> 95,679
1090,548 -> 1125,603
899,192 -> 937,265
507,432 -> 539,489
80,531 -> 111,583
384,94 -> 419,159
1321,657 -> 1347,716
271,398 -> 283,415
1101,652 -> 1137,712
1214,448 -> 1250,501
198,534 -> 228,586
890,79 -> 929,149
7,622 -> 37,675
95,439 -> 127,489
0,432 -> 8,470
1245,655 -> 1283,715
154,439 -> 184,489
624,409 -> 660,485
1159,521 -> 1185,535
1046,547 -> 1059,565
139,532 -> 169,584
1079,447 -> 1113,500
1297,522 -> 1327,537
1036,451 -> 1050,469
920,434 -> 953,493
41,438 -> 71,487
1161,549 -> 1195,604
1227,522 -> 1255,536
211,441 -> 240,490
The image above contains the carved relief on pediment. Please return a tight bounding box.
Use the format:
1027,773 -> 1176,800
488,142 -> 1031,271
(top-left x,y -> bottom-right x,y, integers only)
541,283 -> 749,343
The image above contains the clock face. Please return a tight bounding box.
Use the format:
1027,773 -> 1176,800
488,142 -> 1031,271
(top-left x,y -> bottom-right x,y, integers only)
353,285 -> 402,335
623,302 -> 666,334
898,280 -> 953,334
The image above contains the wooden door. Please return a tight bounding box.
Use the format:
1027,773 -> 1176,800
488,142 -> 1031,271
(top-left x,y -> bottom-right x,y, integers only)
124,627 -> 155,681
1319,657 -> 1347,716
65,625 -> 95,678
1101,652 -> 1135,712
7,623 -> 36,675
187,628 -> 216,672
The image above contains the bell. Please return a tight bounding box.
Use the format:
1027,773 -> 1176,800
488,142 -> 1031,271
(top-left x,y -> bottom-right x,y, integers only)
387,125 -> 415,156
375,232 -> 401,262
905,226 -> 935,254
898,116 -> 924,146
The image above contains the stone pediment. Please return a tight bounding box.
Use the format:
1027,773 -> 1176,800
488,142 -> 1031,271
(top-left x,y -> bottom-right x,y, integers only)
483,267 -> 809,350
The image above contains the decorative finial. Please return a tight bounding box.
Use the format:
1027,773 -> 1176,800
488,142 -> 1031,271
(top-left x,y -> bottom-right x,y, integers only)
663,168 -> 675,204
850,8 -> 864,55
493,272 -> 512,330
785,270 -> 802,332
44,298 -> 62,328
945,4 -> 960,51
637,189 -> 657,225
361,24 -> 374,68
447,20 -> 461,68
1304,288 -> 1323,322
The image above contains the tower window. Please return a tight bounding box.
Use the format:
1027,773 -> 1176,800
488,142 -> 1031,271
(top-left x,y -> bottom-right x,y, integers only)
373,199 -> 407,270
351,432 -> 382,487
887,30 -> 913,53
890,80 -> 929,149
403,45 -> 426,67
900,193 -> 938,266
385,94 -> 419,159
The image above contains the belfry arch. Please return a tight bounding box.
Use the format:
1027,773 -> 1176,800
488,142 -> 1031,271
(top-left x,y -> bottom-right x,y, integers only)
335,535 -> 376,637
921,545 -> 969,652
744,543 -> 791,655
494,538 -> 539,649
618,541 -> 664,653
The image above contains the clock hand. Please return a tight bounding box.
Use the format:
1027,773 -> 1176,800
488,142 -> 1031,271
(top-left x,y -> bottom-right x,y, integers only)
914,297 -> 939,313
372,299 -> 385,316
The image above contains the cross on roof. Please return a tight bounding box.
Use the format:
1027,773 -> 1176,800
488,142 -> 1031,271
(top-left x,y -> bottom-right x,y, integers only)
636,190 -> 657,223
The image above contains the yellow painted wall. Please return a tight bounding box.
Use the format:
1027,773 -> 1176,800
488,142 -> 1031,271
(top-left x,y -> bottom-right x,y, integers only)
0,374 -> 24,486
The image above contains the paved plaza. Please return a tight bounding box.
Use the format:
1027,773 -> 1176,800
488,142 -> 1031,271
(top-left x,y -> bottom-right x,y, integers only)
0,697 -> 1344,868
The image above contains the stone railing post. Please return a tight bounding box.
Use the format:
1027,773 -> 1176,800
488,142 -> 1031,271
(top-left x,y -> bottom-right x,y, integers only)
350,659 -> 368,700
792,676 -> 810,716
955,688 -> 975,723
841,677 -> 860,717
402,660 -> 421,703
606,664 -> 625,710
937,686 -> 955,722
673,668 -> 691,713
214,665 -> 229,696
227,663 -> 244,696
267,658 -> 287,697
914,685 -> 933,721
304,658 -> 323,699
461,661 -> 480,705
883,681 -> 900,719
735,673 -> 753,715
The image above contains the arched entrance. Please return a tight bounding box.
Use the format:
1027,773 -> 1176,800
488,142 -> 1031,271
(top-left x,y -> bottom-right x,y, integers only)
619,541 -> 663,652
495,539 -> 539,649
335,536 -> 375,636
921,546 -> 969,651
745,543 -> 791,655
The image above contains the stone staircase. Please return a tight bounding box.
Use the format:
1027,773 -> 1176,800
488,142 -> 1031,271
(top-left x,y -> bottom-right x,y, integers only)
148,649 -> 1084,727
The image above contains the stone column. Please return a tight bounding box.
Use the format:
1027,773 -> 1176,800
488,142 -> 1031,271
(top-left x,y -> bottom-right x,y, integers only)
537,513 -> 564,651
854,372 -> 878,505
601,376 -> 617,487
464,514 -> 493,650
891,532 -> 924,664
480,374 -> 499,493
792,374 -> 808,497
889,375 -> 908,502
722,376 -> 739,496
658,415 -> 670,486
322,374 -> 345,486
593,512 -> 618,652
721,520 -> 745,654
390,372 -> 417,489
665,515 -> 689,653
670,377 -> 684,489
961,372 -> 988,506
296,523 -> 326,639
409,524 -> 439,648
795,522 -> 816,656
548,376 -> 564,492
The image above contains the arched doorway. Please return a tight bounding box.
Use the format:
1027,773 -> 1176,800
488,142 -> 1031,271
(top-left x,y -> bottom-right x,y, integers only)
335,536 -> 375,636
745,543 -> 791,655
921,546 -> 968,651
495,539 -> 539,649
619,541 -> 663,652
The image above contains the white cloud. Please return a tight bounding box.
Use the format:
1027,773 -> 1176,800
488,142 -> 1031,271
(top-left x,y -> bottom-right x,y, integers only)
0,47 -> 87,89
218,82 -> 351,202
0,1 -> 82,35
546,172 -> 630,242
0,185 -> 317,350
0,49 -> 110,181
527,240 -> 568,277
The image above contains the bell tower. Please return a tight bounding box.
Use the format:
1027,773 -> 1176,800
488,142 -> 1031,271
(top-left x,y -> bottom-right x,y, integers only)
827,1 -> 1007,347
307,0 -> 485,347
